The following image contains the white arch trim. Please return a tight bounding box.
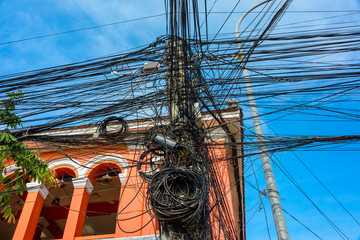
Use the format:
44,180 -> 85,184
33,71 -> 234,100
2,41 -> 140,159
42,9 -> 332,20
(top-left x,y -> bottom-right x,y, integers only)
4,164 -> 21,175
5,158 -> 83,175
48,157 -> 82,177
6,158 -> 83,177
5,154 -> 128,183
49,158 -> 83,176
79,153 -> 128,183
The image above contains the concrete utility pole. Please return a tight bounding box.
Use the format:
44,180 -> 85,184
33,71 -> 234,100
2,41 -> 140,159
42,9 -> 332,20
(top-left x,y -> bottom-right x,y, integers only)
164,36 -> 197,240
168,37 -> 186,122
235,1 -> 290,240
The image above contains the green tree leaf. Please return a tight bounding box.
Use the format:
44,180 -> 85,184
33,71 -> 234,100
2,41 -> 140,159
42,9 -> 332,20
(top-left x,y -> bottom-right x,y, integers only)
0,91 -> 55,223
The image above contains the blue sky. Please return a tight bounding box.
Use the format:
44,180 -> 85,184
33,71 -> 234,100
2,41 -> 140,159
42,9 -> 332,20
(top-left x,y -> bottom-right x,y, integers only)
1,0 -> 360,239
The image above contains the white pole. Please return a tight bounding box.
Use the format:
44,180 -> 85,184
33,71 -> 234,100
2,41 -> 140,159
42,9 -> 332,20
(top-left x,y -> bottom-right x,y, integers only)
235,1 -> 290,239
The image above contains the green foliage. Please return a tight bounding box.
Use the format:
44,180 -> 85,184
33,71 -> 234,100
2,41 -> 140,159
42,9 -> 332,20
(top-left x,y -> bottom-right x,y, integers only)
0,90 -> 23,130
0,91 -> 55,223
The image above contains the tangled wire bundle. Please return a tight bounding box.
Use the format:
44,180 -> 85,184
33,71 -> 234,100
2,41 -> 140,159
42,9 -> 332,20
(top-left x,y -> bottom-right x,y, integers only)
97,116 -> 128,139
147,168 -> 208,231
137,147 -> 172,182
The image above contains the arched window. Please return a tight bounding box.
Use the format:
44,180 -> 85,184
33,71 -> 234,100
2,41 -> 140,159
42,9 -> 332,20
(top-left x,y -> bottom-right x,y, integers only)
33,165 -> 78,240
81,161 -> 123,236
61,154 -> 127,239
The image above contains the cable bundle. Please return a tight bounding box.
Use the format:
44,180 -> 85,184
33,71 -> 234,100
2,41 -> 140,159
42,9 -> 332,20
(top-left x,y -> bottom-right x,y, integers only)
93,116 -> 128,140
147,168 -> 208,231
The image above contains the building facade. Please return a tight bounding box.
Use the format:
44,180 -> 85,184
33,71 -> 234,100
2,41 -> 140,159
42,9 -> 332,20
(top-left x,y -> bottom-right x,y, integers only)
1,108 -> 243,240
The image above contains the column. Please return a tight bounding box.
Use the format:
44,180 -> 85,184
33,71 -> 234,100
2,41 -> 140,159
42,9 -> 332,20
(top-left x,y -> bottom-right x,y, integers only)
62,177 -> 93,240
13,182 -> 49,240
114,172 -> 128,238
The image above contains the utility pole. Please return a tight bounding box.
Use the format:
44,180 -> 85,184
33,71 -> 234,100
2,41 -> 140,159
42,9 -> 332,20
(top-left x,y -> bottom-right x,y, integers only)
164,36 -> 188,240
152,1 -> 239,239
162,34 -> 202,240
235,1 -> 290,239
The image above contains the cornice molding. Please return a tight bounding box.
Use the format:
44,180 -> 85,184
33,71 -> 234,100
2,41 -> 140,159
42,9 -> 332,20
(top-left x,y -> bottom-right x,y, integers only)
72,177 -> 93,194
26,182 -> 49,200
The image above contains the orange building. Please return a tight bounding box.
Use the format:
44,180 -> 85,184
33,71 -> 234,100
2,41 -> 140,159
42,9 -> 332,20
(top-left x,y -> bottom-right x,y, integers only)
0,107 -> 244,240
